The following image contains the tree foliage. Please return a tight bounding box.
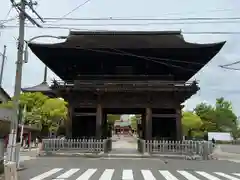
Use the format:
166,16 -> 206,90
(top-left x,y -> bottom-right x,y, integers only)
107,114 -> 121,125
194,97 -> 239,139
182,111 -> 202,136
0,92 -> 68,133
130,115 -> 137,130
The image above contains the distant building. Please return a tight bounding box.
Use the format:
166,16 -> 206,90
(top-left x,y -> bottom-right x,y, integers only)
114,120 -> 131,134
0,87 -> 11,103
0,88 -> 40,141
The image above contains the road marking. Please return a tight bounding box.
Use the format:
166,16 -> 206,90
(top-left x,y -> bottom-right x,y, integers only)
196,171 -> 221,180
141,170 -> 156,180
159,170 -> 179,180
30,168 -> 63,180
122,169 -> 134,180
76,169 -> 97,180
177,171 -> 200,180
215,172 -> 240,180
55,168 -> 80,179
99,169 -> 115,180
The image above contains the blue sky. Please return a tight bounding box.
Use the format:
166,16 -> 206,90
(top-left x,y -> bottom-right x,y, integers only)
1,0 -> 240,114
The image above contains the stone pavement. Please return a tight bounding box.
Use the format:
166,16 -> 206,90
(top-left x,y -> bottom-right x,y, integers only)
212,145 -> 240,162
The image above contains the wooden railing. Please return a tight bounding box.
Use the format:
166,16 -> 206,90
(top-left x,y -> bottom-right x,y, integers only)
51,79 -> 198,90
138,139 -> 214,160
42,138 -> 108,154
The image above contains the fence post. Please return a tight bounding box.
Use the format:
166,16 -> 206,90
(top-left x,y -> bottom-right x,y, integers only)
202,141 -> 209,160
142,140 -> 145,154
103,139 -> 108,153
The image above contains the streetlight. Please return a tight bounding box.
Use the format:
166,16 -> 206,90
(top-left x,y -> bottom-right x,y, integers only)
24,35 -> 67,63
13,35 -> 67,166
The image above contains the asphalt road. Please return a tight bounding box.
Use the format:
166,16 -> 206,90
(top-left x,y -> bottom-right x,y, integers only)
18,157 -> 240,180
220,144 -> 240,154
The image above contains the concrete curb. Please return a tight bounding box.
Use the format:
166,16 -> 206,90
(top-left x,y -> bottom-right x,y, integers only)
39,152 -> 190,160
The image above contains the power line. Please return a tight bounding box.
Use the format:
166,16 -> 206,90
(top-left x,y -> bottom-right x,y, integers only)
28,20 -> 240,27
53,0 -> 92,23
220,66 -> 240,70
3,15 -> 240,23
51,8 -> 237,20
221,61 -> 240,67
2,25 -> 240,35
41,17 -> 240,21
219,60 -> 240,71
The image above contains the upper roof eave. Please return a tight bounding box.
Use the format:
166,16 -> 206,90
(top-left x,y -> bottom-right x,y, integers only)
21,82 -> 53,92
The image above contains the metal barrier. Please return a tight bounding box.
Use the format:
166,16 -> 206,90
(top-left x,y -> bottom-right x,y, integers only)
103,138 -> 112,153
42,138 -> 107,154
138,139 -> 214,160
4,161 -> 18,180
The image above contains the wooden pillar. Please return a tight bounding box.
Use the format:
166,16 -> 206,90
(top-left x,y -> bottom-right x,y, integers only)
145,107 -> 152,140
176,107 -> 182,140
96,103 -> 102,138
66,105 -> 73,138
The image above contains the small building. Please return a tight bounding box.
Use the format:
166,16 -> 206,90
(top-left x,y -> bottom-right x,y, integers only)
114,120 -> 131,134
0,87 -> 11,103
0,88 -> 41,145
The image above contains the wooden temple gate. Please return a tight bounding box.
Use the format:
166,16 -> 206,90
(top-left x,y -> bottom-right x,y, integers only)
55,79 -> 197,141
24,30 -> 225,155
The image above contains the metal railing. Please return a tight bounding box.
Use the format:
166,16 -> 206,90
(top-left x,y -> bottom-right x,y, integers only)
138,139 -> 214,160
42,138 -> 107,154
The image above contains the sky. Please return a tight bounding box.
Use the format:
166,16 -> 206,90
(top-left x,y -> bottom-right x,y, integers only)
0,0 -> 240,115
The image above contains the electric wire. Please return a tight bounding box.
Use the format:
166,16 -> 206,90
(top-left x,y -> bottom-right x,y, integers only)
52,0 -> 92,23
1,25 -> 240,35
80,48 -> 196,72
41,17 -> 240,21
221,61 -> 240,67
0,7 -> 13,24
27,20 -> 240,27
45,8 -> 237,21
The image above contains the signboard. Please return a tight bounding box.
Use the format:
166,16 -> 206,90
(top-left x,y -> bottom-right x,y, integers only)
208,132 -> 233,141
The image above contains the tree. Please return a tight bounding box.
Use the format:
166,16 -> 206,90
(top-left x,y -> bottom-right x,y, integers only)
130,115 -> 137,130
194,97 -> 238,139
214,97 -> 237,131
107,114 -> 121,125
0,92 -> 49,111
182,111 -> 203,137
39,98 -> 68,132
194,103 -> 217,132
0,92 -> 68,133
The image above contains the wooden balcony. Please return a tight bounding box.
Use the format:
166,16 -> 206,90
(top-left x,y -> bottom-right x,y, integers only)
51,79 -> 198,92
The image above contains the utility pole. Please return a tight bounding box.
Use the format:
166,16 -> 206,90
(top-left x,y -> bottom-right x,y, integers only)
0,45 -> 6,86
7,0 -> 43,163
7,0 -> 26,162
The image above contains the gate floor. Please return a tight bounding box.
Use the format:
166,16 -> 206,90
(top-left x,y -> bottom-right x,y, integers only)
110,135 -> 140,155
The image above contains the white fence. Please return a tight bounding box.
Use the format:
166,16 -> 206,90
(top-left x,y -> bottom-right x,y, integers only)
138,139 -> 214,159
42,138 -> 106,154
